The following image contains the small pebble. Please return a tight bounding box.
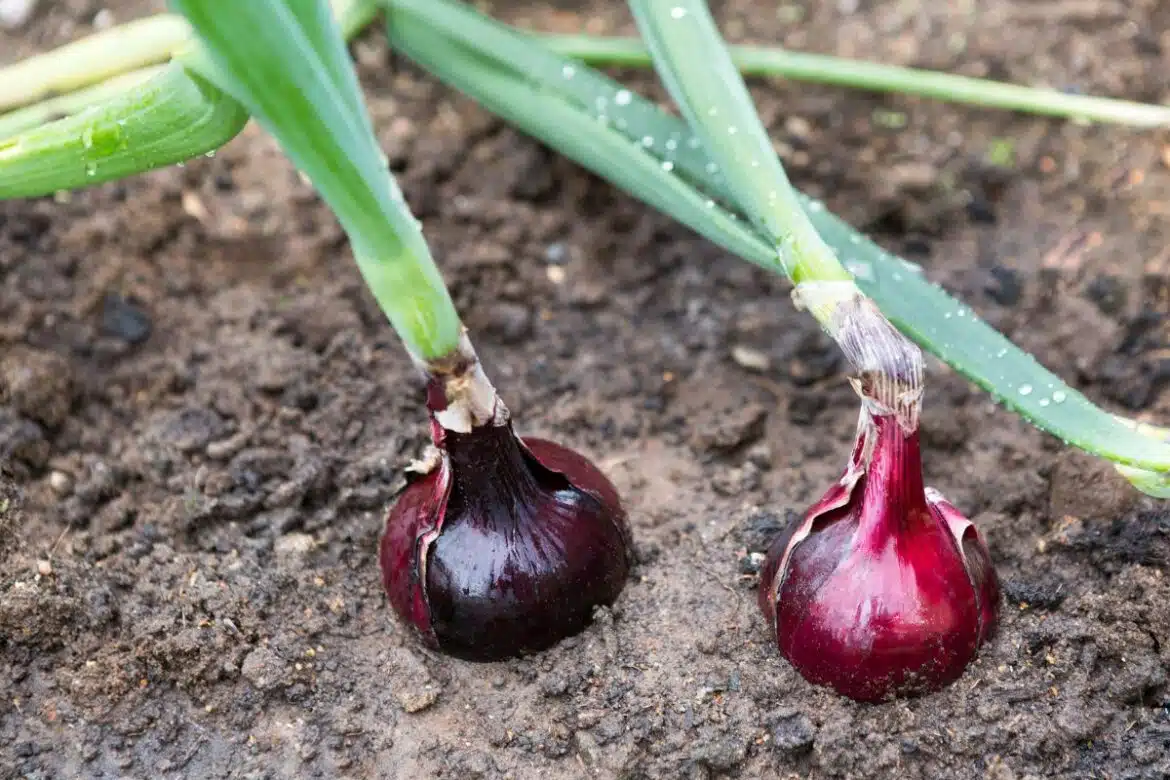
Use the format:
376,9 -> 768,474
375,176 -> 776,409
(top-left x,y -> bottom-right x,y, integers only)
100,293 -> 152,345
49,471 -> 73,496
36,560 -> 52,577
731,345 -> 771,372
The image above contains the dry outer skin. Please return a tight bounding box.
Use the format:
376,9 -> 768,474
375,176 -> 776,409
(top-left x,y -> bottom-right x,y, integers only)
3,0 -> 1170,778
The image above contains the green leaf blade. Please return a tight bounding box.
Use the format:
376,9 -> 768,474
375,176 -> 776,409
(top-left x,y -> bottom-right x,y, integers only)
0,63 -> 247,198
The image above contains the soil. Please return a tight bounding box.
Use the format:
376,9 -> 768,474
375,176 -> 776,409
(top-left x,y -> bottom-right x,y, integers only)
2,1 -> 1170,778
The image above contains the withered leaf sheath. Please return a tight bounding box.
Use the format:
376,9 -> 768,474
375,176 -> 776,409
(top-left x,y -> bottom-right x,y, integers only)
380,339 -> 633,661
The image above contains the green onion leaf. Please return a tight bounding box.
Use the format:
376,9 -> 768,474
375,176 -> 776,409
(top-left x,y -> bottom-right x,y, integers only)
383,0 -> 1170,477
0,63 -> 247,198
536,34 -> 1170,129
0,15 -> 191,114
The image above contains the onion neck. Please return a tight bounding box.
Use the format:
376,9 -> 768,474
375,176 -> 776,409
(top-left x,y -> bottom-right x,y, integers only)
855,412 -> 931,550
415,331 -> 505,435
444,422 -> 543,516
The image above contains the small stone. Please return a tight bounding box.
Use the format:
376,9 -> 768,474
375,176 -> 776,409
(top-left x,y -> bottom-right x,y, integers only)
692,402 -> 768,453
784,116 -> 813,140
100,293 -> 152,344
274,532 -> 315,562
49,471 -> 73,496
36,560 -> 52,576
241,647 -> 285,692
772,713 -> 815,754
731,345 -> 771,372
397,688 -> 438,713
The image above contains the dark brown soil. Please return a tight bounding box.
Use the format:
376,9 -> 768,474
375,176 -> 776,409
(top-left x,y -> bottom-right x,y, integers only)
3,1 -> 1170,778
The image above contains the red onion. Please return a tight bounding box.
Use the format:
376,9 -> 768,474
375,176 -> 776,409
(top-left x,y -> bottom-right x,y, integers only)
759,288 -> 1000,701
759,406 -> 1000,702
380,342 -> 632,660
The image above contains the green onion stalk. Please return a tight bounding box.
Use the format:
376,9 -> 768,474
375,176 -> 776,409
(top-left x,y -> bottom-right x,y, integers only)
168,0 -> 634,662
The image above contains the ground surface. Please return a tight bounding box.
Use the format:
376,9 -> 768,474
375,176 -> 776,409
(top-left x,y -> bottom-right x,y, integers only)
2,1 -> 1170,778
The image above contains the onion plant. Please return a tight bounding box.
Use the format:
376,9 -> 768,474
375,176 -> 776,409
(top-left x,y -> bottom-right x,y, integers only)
626,0 -> 999,700
167,0 -> 634,661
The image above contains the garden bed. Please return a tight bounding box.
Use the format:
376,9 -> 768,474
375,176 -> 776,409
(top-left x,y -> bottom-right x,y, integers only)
2,0 -> 1169,777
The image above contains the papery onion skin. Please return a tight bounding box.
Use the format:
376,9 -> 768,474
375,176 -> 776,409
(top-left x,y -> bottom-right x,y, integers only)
760,413 -> 1000,702
381,420 -> 632,661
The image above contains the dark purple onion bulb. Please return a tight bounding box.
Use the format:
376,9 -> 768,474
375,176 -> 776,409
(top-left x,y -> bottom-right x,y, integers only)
759,412 -> 1000,702
381,416 -> 633,661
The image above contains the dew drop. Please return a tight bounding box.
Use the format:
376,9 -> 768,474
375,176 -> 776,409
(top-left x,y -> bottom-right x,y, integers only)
1018,384 -> 1033,396
665,139 -> 678,151
943,312 -> 953,319
688,137 -> 702,149
727,125 -> 738,135
1038,398 -> 1050,407
704,199 -> 715,208
705,162 -> 719,173
662,161 -> 675,172
807,200 -> 824,213
1052,390 -> 1067,404
614,89 -> 632,106
849,235 -> 861,245
641,135 -> 654,147
995,347 -> 1008,358
84,162 -> 97,177
671,6 -> 687,18
563,65 -> 578,79
81,127 -> 94,149
845,260 -> 875,281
